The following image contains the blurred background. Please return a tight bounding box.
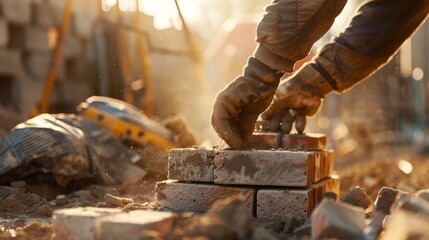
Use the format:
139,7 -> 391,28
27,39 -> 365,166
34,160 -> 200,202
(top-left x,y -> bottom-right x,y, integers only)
0,0 -> 428,165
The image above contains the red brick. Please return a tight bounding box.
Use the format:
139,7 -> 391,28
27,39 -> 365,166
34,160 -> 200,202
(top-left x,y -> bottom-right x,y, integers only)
24,27 -> 49,52
155,180 -> 255,214
245,132 -> 281,149
0,50 -> 23,76
281,133 -> 326,150
1,0 -> 31,25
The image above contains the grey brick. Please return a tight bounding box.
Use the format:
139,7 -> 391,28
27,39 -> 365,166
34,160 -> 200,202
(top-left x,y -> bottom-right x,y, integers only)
155,180 -> 255,214
0,19 -> 7,47
0,50 -> 23,76
167,147 -> 216,182
0,0 -> 31,25
214,150 -> 317,187
96,210 -> 176,240
257,176 -> 340,222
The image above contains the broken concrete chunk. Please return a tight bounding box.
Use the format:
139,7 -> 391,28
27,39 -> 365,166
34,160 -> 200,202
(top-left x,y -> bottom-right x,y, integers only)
257,177 -> 339,222
311,199 -> 365,240
281,133 -> 326,150
340,186 -> 373,210
104,193 -> 134,207
155,180 -> 255,214
96,210 -> 176,240
214,150 -> 320,187
245,132 -> 281,149
1,0 -> 31,24
382,197 -> 429,240
167,148 -> 216,182
374,187 -> 401,215
53,207 -> 123,240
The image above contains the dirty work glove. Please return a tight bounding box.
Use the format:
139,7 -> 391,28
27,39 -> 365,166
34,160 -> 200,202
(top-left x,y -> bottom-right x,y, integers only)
212,57 -> 284,149
261,64 -> 334,133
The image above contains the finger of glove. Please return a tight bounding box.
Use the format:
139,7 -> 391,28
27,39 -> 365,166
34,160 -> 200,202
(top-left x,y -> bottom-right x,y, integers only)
266,112 -> 282,132
294,113 -> 306,134
211,103 -> 241,149
261,96 -> 285,120
281,111 -> 294,133
238,112 -> 260,143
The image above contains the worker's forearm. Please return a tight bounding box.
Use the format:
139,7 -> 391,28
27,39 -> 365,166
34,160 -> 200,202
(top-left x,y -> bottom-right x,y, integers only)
254,0 -> 347,72
314,0 -> 429,93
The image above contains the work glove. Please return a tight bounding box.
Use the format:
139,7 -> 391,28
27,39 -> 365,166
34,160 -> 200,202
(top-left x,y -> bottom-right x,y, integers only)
261,64 -> 334,133
212,57 -> 284,149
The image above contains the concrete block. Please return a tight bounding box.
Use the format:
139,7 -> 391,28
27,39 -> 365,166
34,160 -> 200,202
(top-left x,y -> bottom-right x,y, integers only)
0,50 -> 23,76
281,133 -> 326,150
73,14 -> 93,39
0,0 -> 31,25
245,132 -> 281,149
24,27 -> 49,52
96,210 -> 175,240
63,34 -> 82,58
374,187 -> 401,215
52,207 -> 123,240
382,197 -> 429,240
24,53 -> 50,78
256,177 -> 340,222
0,19 -> 7,47
155,180 -> 255,214
311,199 -> 365,239
340,186 -> 373,210
167,147 -> 216,182
214,150 -> 320,187
33,2 -> 55,27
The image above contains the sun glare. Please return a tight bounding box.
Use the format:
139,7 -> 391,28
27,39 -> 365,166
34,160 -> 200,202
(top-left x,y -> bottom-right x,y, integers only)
101,0 -> 202,30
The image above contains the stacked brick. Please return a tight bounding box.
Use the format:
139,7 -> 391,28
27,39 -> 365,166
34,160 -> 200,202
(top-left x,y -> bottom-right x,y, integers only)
0,0 -> 101,115
155,132 -> 340,222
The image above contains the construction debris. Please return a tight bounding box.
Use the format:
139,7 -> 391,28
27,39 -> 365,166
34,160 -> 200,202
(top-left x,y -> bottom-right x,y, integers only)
374,187 -> 401,215
0,113 -> 145,187
157,133 -> 339,223
340,186 -> 373,210
311,198 -> 365,239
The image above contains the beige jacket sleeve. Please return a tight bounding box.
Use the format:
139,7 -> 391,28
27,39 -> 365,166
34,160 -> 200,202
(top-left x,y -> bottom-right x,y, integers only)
313,0 -> 429,93
254,0 -> 347,72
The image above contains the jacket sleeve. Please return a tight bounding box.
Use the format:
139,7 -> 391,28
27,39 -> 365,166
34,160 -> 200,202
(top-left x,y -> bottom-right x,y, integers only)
254,0 -> 347,72
313,0 -> 429,93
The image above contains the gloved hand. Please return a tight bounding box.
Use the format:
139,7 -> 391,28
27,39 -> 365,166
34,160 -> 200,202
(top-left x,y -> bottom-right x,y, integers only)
261,64 -> 333,133
212,57 -> 284,149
